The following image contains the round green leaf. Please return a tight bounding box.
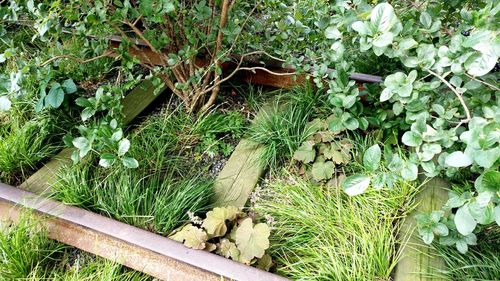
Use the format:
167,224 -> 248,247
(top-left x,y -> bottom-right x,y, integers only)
122,157 -> 139,168
373,32 -> 394,48
363,144 -> 381,172
46,83 -> 65,108
342,174 -> 371,196
434,223 -> 449,236
380,88 -> 393,102
81,108 -> 96,121
118,139 -> 131,156
344,117 -> 359,131
465,50 -> 497,76
72,137 -> 89,150
325,26 -> 341,39
456,239 -> 468,254
445,151 -> 473,167
419,12 -> 432,29
62,79 -> 77,94
401,162 -> 418,181
402,131 -> 422,147
370,3 -> 397,33
473,147 -> 500,168
455,205 -> 477,236
420,227 -> 434,244
99,153 -> 117,168
352,21 -> 369,35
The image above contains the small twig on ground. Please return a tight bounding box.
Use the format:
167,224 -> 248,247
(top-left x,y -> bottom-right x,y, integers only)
40,51 -> 114,67
465,73 -> 500,91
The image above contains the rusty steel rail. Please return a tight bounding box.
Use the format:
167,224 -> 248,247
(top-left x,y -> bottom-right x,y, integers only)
0,182 -> 289,281
107,41 -> 382,89
1,78 -> 289,280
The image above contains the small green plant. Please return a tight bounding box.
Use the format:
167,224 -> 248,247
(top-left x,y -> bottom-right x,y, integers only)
247,87 -> 321,168
416,171 -> 500,254
64,83 -> 141,169
293,118 -> 354,182
170,206 -> 273,270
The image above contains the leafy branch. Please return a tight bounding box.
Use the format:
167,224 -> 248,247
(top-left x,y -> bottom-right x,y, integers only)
427,69 -> 471,125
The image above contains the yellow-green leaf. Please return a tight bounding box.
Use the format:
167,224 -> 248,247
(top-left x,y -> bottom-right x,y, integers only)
169,224 -> 208,250
217,238 -> 240,260
235,218 -> 270,264
202,206 -> 242,237
256,254 -> 274,271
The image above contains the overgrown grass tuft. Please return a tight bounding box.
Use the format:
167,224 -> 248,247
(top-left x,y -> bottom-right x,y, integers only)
434,226 -> 500,281
0,216 -> 62,279
0,215 -> 150,280
246,86 -> 324,168
0,102 -> 66,185
53,164 -> 213,234
256,174 -> 417,281
52,105 -> 244,234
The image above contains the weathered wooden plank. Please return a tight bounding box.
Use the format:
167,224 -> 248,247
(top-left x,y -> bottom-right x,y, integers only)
394,177 -> 449,281
0,182 -> 289,281
213,139 -> 266,207
19,80 -> 165,195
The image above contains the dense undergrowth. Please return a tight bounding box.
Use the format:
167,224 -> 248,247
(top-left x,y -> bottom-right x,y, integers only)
247,86 -> 325,169
0,216 -> 149,280
0,101 -> 63,185
435,227 -> 500,280
252,133 -> 419,280
256,174 -> 417,280
52,102 -> 246,234
0,27 -> 117,185
0,0 -> 498,279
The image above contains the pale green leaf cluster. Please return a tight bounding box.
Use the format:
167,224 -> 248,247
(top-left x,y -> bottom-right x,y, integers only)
170,206 -> 273,269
